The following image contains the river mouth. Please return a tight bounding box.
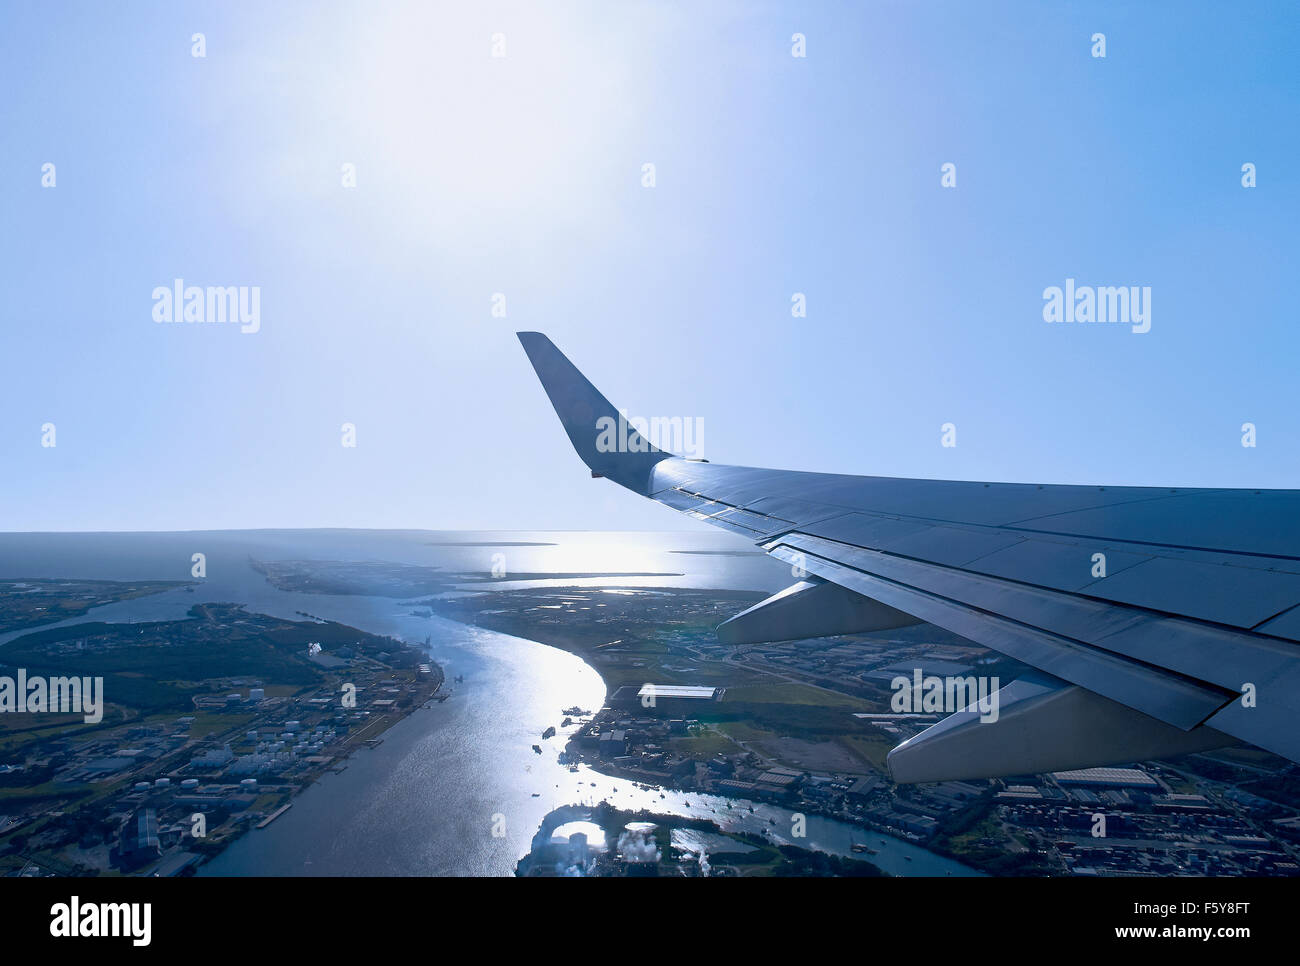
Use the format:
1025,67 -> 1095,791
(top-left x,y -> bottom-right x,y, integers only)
195,609 -> 976,877
0,530 -> 980,877
195,605 -> 979,878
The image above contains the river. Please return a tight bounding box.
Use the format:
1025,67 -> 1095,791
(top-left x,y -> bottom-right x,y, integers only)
0,530 -> 979,877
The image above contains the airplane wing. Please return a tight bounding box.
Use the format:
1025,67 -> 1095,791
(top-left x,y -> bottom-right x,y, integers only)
517,332 -> 1300,782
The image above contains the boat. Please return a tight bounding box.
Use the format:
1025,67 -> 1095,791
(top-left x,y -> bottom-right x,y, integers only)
531,744 -> 542,754
542,726 -> 556,740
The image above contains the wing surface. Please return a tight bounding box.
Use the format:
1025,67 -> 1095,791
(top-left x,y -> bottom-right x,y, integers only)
518,332 -> 1300,780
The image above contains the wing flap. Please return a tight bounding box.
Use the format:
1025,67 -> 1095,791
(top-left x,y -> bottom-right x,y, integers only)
887,674 -> 1236,784
765,537 -> 1235,730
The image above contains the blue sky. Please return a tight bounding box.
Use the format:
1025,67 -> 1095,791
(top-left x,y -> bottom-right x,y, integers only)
2,1 -> 1299,531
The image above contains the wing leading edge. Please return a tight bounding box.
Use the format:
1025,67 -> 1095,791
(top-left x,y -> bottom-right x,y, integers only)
517,332 -> 1300,781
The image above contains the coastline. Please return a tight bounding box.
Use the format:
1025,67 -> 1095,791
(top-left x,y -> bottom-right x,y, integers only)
423,590 -> 983,875
0,538 -> 979,877
0,596 -> 447,877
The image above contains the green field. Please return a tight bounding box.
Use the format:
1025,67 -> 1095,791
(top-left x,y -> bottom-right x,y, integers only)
722,682 -> 872,710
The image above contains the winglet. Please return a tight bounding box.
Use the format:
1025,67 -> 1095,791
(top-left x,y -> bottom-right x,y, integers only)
517,332 -> 672,495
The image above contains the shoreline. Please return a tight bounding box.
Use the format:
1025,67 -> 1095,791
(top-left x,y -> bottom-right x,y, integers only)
424,593 -> 980,872
0,594 -> 447,877
3,566 -> 978,877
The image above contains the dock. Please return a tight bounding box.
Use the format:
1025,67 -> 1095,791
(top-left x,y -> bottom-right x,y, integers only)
257,803 -> 293,829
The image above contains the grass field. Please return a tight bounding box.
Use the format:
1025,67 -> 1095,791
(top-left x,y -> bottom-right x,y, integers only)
668,731 -> 737,758
188,712 -> 258,738
722,682 -> 872,710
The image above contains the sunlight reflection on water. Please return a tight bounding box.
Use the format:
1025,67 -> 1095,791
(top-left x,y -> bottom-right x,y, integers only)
0,530 -> 979,877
